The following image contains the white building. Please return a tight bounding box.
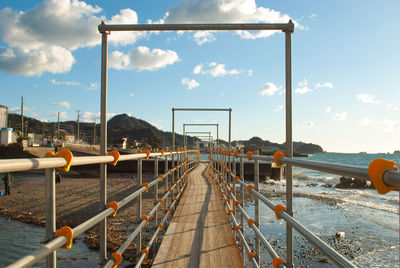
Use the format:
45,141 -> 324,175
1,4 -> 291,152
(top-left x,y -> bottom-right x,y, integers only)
0,128 -> 13,145
0,105 -> 8,128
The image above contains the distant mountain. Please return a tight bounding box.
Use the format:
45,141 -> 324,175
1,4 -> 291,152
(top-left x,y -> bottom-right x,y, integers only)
8,113 -> 197,148
7,114 -> 324,153
233,136 -> 323,154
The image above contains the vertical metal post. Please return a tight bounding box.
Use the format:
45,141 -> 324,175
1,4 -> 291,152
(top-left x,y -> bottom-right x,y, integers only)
217,124 -> 219,151
228,108 -> 232,148
172,153 -> 175,199
137,158 -> 143,255
45,168 -> 56,268
154,155 -> 159,244
172,108 -> 175,150
254,150 -> 260,264
233,152 -> 237,228
239,149 -> 245,265
165,152 -> 168,211
285,21 -> 294,268
99,30 -> 108,264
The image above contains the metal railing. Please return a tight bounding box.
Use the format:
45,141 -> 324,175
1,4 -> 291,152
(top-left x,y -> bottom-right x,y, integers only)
207,149 -> 400,268
2,149 -> 200,268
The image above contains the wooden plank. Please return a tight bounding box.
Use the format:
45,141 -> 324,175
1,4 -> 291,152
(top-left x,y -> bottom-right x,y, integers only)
153,163 -> 243,268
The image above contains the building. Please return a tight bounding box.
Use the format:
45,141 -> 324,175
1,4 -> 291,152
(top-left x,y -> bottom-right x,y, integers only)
0,105 -> 8,128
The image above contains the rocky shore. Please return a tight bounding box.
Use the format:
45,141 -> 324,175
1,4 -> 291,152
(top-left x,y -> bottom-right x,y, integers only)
0,172 -> 168,267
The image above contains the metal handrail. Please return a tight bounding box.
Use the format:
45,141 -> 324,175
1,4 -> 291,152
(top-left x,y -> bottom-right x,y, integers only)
210,167 -> 285,267
232,153 -> 400,187
209,154 -> 362,268
6,150 -> 200,268
0,150 -> 197,173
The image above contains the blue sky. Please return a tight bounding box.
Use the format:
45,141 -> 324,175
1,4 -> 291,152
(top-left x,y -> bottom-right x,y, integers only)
0,0 -> 399,153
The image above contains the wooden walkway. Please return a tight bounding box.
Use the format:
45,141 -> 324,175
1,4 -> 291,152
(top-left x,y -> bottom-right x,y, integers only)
153,163 -> 243,268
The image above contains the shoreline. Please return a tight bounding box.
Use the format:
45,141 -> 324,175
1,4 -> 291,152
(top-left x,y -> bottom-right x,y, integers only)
0,173 -> 167,267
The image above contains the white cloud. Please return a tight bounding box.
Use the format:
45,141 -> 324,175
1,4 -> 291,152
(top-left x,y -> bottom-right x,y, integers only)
50,79 -> 79,86
81,111 -> 98,121
107,9 -> 147,46
358,118 -> 374,126
51,101 -> 71,109
0,46 -> 74,76
150,120 -> 163,130
0,0 -> 102,51
9,106 -> 35,113
181,78 -> 200,90
162,0 -> 302,43
333,112 -> 347,121
295,79 -> 313,94
325,107 -> 331,113
219,92 -> 225,96
193,31 -> 216,45
357,118 -> 400,132
356,94 -> 380,104
192,62 -> 250,77
31,112 -> 39,117
85,82 -> 98,91
387,104 -> 400,111
9,107 -> 20,113
81,112 -> 116,121
304,122 -> 314,128
379,118 -> 400,132
0,1 -> 146,76
129,93 -> 135,97
109,46 -> 180,71
295,79 -> 333,94
274,105 -> 283,112
259,82 -> 281,96
315,82 -> 333,89
309,13 -> 317,20
52,111 -> 68,119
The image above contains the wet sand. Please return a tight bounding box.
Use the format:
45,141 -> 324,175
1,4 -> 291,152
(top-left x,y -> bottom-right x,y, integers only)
0,172 -> 168,267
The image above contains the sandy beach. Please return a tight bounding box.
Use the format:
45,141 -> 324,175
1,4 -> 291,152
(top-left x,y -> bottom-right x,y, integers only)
0,172 -> 169,267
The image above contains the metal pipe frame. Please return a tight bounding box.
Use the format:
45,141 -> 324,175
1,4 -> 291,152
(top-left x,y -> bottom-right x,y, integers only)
98,23 -> 294,33
184,131 -> 211,148
174,108 -> 230,150
183,123 -> 219,151
95,20 -> 294,267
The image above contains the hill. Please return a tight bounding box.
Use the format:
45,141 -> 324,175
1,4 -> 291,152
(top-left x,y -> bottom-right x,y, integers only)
8,113 -> 197,148
233,136 -> 323,154
7,114 -> 323,153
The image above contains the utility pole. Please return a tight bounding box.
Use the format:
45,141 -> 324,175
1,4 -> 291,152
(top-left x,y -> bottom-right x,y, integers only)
93,119 -> 96,145
42,121 -> 45,146
21,96 -> 24,137
57,112 -> 60,140
76,110 -> 80,143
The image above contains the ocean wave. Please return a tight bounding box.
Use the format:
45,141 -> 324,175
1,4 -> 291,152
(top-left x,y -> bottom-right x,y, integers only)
293,172 -> 340,184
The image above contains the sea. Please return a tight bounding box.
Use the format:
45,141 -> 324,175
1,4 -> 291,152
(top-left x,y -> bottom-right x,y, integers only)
1,153 -> 399,267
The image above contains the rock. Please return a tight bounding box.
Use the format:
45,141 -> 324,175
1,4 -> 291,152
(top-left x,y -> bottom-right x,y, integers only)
335,231 -> 345,238
340,176 -> 354,184
336,176 -> 372,189
322,183 -> 333,188
318,257 -> 330,263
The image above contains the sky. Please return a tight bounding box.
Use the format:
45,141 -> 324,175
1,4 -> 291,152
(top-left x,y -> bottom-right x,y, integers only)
0,0 -> 399,153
